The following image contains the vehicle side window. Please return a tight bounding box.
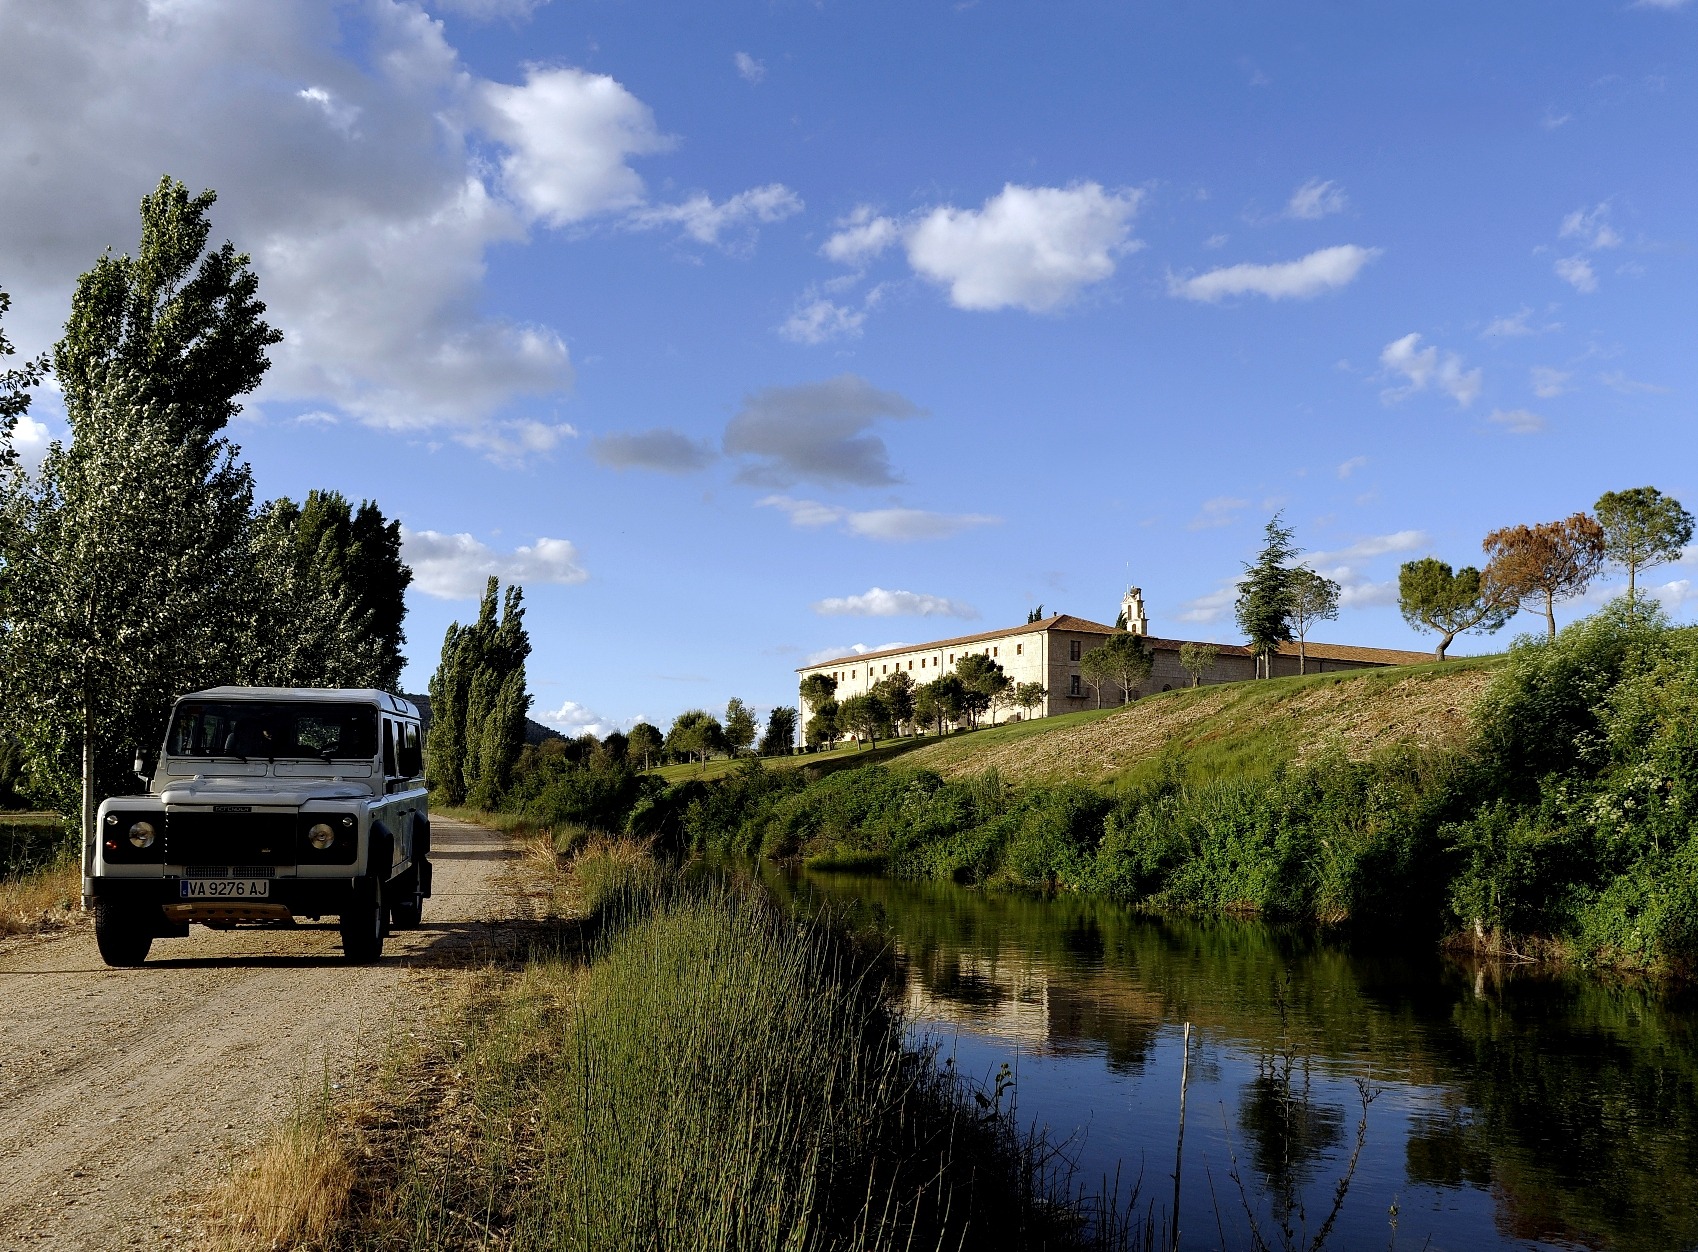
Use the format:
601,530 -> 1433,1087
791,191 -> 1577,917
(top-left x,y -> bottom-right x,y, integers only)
399,723 -> 423,777
382,719 -> 399,777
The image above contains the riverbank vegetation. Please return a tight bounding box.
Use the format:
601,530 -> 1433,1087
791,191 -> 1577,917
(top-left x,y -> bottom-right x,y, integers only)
218,842 -> 1138,1251
663,604 -> 1698,977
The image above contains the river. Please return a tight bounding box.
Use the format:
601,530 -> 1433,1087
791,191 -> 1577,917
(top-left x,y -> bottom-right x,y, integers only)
768,868 -> 1698,1252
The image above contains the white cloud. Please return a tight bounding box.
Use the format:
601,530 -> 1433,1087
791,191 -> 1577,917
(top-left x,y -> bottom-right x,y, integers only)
1541,107 -> 1573,130
1599,370 -> 1670,395
1187,496 -> 1250,530
803,641 -> 912,666
540,699 -> 621,740
758,496 -> 997,542
822,206 -> 901,266
1379,334 -> 1481,407
811,587 -> 979,619
628,183 -> 803,249
451,418 -> 577,467
733,52 -> 766,84
1488,408 -> 1547,435
436,0 -> 553,18
1307,530 -> 1428,566
1559,203 -> 1621,250
1336,456 -> 1368,479
1169,245 -> 1379,302
1481,306 -> 1561,340
1286,178 -> 1347,220
1174,581 -> 1241,624
7,411 -> 53,473
1555,255 -> 1598,293
402,527 -> 588,599
1530,366 -> 1570,398
780,298 -> 866,345
478,66 -> 673,228
905,182 -> 1143,312
1634,0 -> 1692,8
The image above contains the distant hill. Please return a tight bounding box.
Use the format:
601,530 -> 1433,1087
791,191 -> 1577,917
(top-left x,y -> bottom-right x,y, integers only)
404,694 -> 563,747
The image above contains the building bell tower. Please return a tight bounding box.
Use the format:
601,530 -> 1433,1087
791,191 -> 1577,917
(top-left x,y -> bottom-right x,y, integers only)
1119,586 -> 1149,636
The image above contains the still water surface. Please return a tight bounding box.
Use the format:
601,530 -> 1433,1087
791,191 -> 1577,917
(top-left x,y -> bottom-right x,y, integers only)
770,869 -> 1698,1252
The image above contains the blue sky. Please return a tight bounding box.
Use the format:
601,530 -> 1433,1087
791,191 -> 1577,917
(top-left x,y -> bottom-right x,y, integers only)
1,0 -> 1693,736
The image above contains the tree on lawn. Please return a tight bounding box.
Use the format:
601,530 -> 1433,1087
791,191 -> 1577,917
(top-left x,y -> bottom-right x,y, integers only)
1398,558 -> 1514,660
838,692 -> 891,748
1288,567 -> 1341,674
805,702 -> 840,749
1078,645 -> 1111,707
799,673 -> 838,717
873,670 -> 916,736
1482,513 -> 1606,638
915,674 -> 966,736
953,653 -> 1008,727
1236,514 -> 1299,679
1177,642 -> 1219,688
1084,633 -> 1154,705
723,697 -> 758,756
1013,681 -> 1047,720
758,706 -> 797,756
626,721 -> 663,769
0,178 -> 282,858
1594,487 -> 1694,602
665,709 -> 726,765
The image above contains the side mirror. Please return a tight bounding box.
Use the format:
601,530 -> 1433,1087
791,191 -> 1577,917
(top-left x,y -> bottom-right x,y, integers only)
134,750 -> 149,783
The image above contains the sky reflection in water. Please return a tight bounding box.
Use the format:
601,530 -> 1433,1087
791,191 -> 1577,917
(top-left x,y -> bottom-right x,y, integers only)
773,868 -> 1698,1252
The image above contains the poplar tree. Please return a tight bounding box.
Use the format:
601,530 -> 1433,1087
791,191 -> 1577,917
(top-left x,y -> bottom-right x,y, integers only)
758,707 -> 797,755
426,577 -> 532,806
0,178 -> 281,860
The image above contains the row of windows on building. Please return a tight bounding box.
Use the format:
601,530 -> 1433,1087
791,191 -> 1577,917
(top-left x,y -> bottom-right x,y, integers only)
828,641 -> 1030,684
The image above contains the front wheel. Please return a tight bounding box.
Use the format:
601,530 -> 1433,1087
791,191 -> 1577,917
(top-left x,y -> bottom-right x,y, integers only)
340,876 -> 385,963
389,867 -> 424,930
94,899 -> 153,967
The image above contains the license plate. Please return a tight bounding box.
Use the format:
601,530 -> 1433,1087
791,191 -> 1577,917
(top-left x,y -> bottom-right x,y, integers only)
178,879 -> 271,899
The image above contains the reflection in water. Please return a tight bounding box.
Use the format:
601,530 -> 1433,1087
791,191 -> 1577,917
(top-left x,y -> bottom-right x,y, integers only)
767,867 -> 1698,1252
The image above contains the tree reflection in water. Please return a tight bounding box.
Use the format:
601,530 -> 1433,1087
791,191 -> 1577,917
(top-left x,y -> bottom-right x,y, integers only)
770,865 -> 1698,1252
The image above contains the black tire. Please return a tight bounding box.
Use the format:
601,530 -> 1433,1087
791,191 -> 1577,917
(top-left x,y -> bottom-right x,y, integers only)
340,875 -> 385,963
94,899 -> 153,967
389,868 -> 424,930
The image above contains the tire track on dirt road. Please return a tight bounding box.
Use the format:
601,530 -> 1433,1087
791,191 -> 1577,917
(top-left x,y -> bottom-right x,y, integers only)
0,817 -> 528,1250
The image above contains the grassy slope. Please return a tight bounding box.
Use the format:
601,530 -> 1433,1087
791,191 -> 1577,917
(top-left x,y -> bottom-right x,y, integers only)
895,655 -> 1504,788
643,656 -> 1504,791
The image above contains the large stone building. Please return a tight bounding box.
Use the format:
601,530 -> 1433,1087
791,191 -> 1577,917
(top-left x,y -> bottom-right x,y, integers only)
797,587 -> 1432,729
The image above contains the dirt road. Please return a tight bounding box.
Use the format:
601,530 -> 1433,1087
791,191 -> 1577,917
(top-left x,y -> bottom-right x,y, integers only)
0,817 -> 525,1250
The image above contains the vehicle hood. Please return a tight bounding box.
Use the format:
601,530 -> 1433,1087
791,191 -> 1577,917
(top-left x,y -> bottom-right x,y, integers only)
159,777 -> 372,807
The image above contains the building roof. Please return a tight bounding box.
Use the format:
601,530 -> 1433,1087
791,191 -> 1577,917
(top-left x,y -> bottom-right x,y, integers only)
798,617 -> 1434,672
797,614 -> 1117,671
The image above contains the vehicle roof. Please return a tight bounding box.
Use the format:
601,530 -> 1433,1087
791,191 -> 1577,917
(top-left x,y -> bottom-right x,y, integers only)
178,687 -> 420,718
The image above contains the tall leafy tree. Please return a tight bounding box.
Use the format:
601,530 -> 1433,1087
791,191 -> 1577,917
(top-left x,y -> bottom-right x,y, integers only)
1482,513 -> 1606,638
872,670 -> 916,735
914,674 -> 966,736
0,179 -> 281,856
425,577 -> 530,804
1236,514 -> 1299,678
1398,558 -> 1514,659
1178,642 -> 1219,688
1078,646 -> 1111,707
0,289 -> 48,453
627,721 -> 663,770
952,653 -> 1007,728
838,692 -> 890,748
723,697 -> 758,756
1594,487 -> 1694,601
1013,681 -> 1046,720
665,709 -> 726,765
758,706 -> 797,756
1083,633 -> 1155,704
804,701 -> 840,748
1288,567 -> 1341,674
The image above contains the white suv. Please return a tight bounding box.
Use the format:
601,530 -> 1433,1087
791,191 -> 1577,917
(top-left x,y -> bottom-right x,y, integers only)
87,687 -> 431,966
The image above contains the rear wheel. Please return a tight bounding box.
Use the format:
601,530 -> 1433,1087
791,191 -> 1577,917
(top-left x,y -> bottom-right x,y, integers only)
94,899 -> 153,967
340,876 -> 385,963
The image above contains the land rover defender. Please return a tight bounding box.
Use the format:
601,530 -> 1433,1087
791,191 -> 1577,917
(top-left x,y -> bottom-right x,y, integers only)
86,687 -> 431,966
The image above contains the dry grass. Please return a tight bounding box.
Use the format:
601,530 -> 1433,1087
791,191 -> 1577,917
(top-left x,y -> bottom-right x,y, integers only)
0,859 -> 81,937
900,660 -> 1501,787
212,1110 -> 356,1251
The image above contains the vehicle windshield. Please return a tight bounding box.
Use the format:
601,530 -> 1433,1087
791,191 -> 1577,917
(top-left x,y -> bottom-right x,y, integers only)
167,701 -> 379,761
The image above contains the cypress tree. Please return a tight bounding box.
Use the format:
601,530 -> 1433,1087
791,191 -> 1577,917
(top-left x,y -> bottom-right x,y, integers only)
1235,514 -> 1299,679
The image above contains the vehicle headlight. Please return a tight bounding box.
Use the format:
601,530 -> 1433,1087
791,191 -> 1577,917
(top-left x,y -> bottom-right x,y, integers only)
308,822 -> 336,850
128,820 -> 156,849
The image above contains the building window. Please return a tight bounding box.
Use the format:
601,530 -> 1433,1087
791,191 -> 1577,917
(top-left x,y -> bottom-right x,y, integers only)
993,647 -> 998,657
1016,643 -> 1023,656
920,658 -> 925,668
948,654 -> 954,663
1070,640 -> 1081,661
1069,674 -> 1081,696
882,665 -> 887,674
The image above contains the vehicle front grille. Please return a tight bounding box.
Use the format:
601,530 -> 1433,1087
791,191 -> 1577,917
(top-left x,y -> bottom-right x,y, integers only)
165,811 -> 298,867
